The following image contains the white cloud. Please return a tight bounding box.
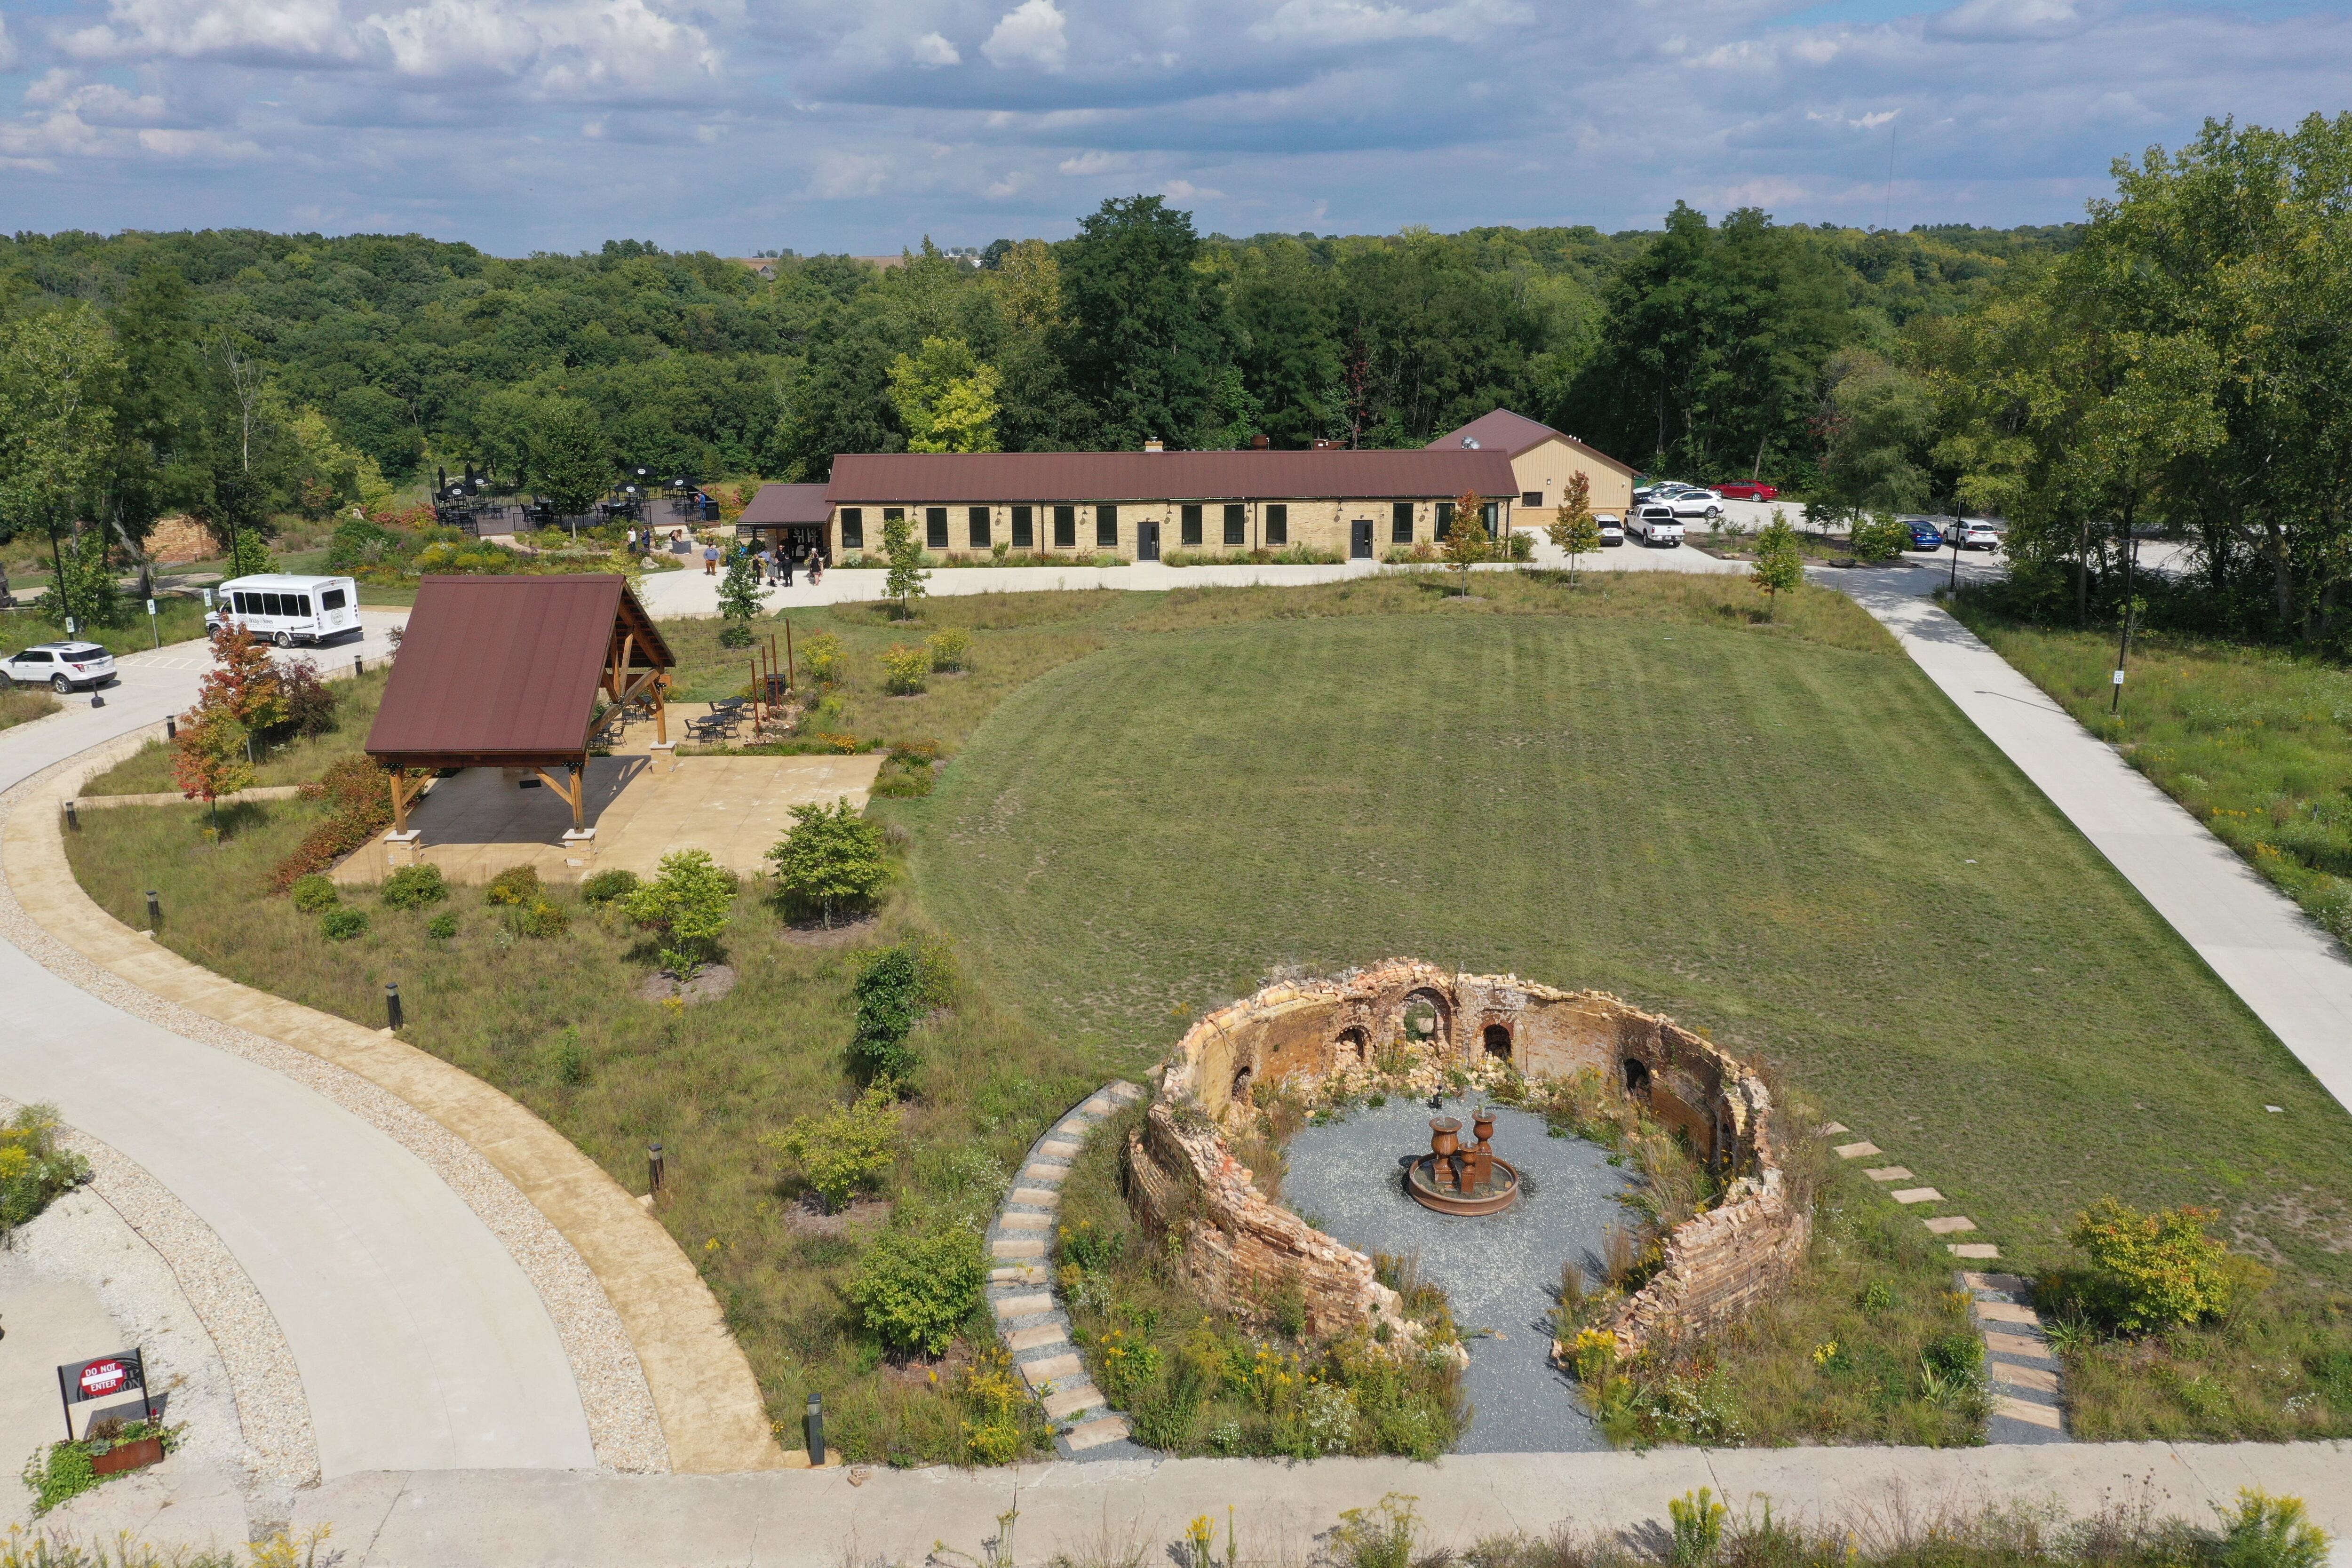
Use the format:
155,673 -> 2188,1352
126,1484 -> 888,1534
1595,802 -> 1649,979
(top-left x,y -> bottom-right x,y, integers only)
982,0 -> 1065,71
1160,177 -> 1220,199
909,30 -> 959,66
984,169 -> 1028,197
1931,0 -> 2085,41
808,148 -> 890,198
1056,148 -> 1120,175
1249,0 -> 1524,47
0,16 -> 18,71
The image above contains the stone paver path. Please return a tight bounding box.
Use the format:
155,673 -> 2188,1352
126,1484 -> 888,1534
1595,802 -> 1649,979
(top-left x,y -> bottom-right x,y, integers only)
984,1081 -> 1145,1457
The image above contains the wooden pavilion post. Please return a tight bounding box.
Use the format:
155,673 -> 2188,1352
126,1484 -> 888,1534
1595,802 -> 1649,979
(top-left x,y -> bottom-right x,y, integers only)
388,770 -> 413,835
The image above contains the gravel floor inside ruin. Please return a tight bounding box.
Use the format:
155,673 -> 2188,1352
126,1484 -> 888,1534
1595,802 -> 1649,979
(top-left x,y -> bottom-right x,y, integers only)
1281,1096 -> 1636,1452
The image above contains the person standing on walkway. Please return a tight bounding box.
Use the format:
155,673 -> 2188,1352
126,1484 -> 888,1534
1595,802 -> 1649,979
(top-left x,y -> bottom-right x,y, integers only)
781,552 -> 795,588
703,540 -> 720,576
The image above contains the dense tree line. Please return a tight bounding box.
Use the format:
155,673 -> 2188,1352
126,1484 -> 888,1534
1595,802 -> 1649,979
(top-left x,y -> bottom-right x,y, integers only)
0,205 -> 2071,568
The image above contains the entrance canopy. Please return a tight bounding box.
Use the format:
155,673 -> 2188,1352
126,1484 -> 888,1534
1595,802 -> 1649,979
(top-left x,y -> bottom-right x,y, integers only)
366,574 -> 674,831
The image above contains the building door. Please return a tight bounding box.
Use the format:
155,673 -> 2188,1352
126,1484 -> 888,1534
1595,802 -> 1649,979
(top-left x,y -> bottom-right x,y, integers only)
1138,520 -> 1161,561
1351,518 -> 1374,559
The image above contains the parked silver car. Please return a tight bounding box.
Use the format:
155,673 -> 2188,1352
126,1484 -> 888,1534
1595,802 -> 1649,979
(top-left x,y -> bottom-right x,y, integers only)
2,640 -> 117,693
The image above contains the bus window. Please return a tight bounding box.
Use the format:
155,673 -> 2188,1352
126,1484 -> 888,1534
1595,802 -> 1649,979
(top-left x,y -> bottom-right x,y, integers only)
233,592 -> 254,614
262,593 -> 283,616
295,595 -> 312,616
320,589 -> 347,611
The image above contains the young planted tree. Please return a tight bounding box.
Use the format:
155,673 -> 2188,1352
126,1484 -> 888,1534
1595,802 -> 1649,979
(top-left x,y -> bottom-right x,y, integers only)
196,621 -> 288,734
623,848 -> 736,978
1546,473 -> 1602,587
171,710 -> 254,828
1750,508 -> 1804,621
882,509 -> 930,620
1440,490 -> 1493,593
765,798 -> 887,927
532,398 -> 613,518
715,543 -> 769,648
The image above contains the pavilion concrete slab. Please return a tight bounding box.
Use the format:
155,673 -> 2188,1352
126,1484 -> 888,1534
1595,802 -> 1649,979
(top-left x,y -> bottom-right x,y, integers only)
1826,567 -> 2352,1114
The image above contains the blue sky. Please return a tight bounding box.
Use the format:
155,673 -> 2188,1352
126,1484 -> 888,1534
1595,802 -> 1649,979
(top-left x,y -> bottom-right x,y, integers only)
0,0 -> 2346,254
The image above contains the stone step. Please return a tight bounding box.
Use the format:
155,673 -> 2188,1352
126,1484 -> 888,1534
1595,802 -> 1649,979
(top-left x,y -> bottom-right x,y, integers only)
1042,1382 -> 1107,1420
1994,1395 -> 2064,1430
1006,1323 -> 1069,1353
1080,1096 -> 1115,1117
1993,1361 -> 2060,1394
1974,1300 -> 2040,1327
1961,1271 -> 2028,1293
990,1265 -> 1049,1287
1862,1166 -> 1913,1182
1819,1121 -> 1851,1135
1984,1330 -> 2055,1362
1947,1243 -> 2002,1260
1108,1082 -> 1144,1101
1009,1186 -> 1062,1207
1022,1162 -> 1070,1183
1834,1141 -> 1881,1159
1019,1353 -> 1084,1389
991,1236 -> 1047,1259
1923,1215 -> 1977,1234
1891,1187 -> 1943,1205
1001,1211 -> 1053,1231
1064,1414 -> 1130,1451
993,1291 -> 1054,1320
1037,1139 -> 1081,1161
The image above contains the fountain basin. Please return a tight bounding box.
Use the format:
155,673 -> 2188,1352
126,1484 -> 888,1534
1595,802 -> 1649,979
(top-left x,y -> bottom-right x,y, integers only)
1406,1152 -> 1521,1214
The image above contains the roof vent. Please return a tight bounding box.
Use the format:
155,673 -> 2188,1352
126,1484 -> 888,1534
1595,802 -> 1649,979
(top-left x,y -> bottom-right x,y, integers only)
1143,438 -> 1164,453
1461,436 -> 1480,449
1311,438 -> 1337,450
1251,434 -> 1270,450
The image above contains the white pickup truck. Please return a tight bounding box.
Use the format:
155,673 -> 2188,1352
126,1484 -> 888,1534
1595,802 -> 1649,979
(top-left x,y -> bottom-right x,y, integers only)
1626,503 -> 1685,548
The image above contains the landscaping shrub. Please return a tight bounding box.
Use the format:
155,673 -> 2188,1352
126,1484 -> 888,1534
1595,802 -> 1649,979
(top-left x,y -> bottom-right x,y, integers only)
848,939 -> 951,1082
845,1218 -> 985,1355
424,911 -> 458,940
548,1026 -> 589,1086
766,799 -> 888,925
1850,513 -> 1911,563
515,898 -> 569,938
580,868 -> 640,905
485,864 -> 541,907
925,628 -> 971,673
273,755 -> 396,891
276,659 -> 339,740
955,1345 -> 1041,1464
1,1103 -> 91,1239
2057,1198 -> 2267,1334
320,906 -> 368,941
770,1084 -> 901,1210
623,849 -> 735,976
2211,1491 -> 2330,1568
289,874 -> 339,912
798,631 -> 844,685
879,643 -> 930,695
381,863 -> 447,909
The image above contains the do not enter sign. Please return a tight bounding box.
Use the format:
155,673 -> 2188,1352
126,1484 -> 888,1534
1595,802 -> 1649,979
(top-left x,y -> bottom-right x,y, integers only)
79,1360 -> 131,1398
56,1349 -> 151,1439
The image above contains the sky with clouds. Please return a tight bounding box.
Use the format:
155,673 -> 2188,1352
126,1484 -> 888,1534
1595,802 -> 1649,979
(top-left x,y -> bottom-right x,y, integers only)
0,0 -> 2347,255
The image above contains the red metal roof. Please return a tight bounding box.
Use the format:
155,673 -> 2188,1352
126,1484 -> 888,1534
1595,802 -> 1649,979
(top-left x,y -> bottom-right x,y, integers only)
738,483 -> 833,525
825,448 -> 1518,504
1428,410 -> 1636,476
365,575 -> 672,768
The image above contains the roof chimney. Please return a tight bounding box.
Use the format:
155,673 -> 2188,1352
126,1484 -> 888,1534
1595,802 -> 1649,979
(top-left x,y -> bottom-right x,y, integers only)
1311,438 -> 1336,451
1251,434 -> 1270,450
1461,436 -> 1480,449
1143,438 -> 1164,453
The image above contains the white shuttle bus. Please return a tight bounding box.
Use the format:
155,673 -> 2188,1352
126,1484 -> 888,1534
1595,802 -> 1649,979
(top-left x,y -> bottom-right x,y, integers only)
207,574 -> 362,647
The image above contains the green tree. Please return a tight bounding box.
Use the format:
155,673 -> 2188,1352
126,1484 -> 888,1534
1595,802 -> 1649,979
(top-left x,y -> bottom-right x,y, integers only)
623,849 -> 736,978
57,526 -> 127,629
1810,350 -> 1938,534
887,336 -> 1001,453
715,543 -> 769,648
1849,513 -> 1912,564
770,1084 -> 901,1211
0,305 -> 124,629
532,398 -> 613,517
1546,472 -> 1601,586
765,798 -> 887,926
170,710 -> 253,826
845,1219 -> 985,1355
1750,509 -> 1804,619
1057,196 -> 1227,448
882,509 -> 929,620
1440,489 -> 1491,593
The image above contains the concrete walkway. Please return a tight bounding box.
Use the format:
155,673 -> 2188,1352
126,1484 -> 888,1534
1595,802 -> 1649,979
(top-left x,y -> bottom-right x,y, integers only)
1826,566 -> 2352,1114
0,615 -> 605,1480
34,1438 -> 2352,1566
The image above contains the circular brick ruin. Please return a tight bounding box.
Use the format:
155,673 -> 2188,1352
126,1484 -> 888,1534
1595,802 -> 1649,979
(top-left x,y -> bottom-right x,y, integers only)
1128,958 -> 1811,1364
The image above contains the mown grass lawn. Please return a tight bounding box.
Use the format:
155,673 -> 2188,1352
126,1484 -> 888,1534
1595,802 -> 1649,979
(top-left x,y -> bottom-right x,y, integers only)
898,600 -> 2352,1287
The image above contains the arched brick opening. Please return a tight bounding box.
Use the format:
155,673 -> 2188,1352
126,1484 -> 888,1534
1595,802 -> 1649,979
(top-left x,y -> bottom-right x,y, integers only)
1338,1027 -> 1369,1064
1622,1057 -> 1652,1098
1482,1023 -> 1513,1060
1231,1063 -> 1255,1106
1399,988 -> 1452,1051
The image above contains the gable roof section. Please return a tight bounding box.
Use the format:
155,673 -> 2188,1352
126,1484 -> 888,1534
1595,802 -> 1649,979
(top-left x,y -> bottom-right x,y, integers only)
1428,409 -> 1637,477
826,448 -> 1518,504
366,575 -> 672,768
739,483 -> 833,525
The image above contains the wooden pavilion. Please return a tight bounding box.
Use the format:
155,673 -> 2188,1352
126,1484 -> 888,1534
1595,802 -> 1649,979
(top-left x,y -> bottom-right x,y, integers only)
365,575 -> 674,835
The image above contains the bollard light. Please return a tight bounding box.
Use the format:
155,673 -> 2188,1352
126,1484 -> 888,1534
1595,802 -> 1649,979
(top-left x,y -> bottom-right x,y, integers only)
144,890 -> 160,931
165,716 -> 177,740
385,982 -> 404,1030
355,654 -> 365,675
805,1393 -> 825,1465
647,1142 -> 666,1196
64,800 -> 79,831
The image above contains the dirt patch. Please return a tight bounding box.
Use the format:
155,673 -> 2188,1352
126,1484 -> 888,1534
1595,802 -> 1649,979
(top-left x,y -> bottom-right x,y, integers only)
635,963 -> 740,1004
777,914 -> 879,948
781,1192 -> 892,1238
878,1339 -> 973,1390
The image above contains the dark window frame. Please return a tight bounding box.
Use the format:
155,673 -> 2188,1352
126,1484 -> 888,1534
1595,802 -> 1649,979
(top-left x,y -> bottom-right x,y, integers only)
1053,505 -> 1076,548
1264,503 -> 1288,546
1435,501 -> 1455,540
1096,503 -> 1119,549
1391,501 -> 1414,543
1223,503 -> 1246,546
840,508 -> 865,549
926,507 -> 950,549
1522,490 -> 1543,509
968,505 -> 991,549
1011,506 -> 1034,548
1180,503 -> 1203,546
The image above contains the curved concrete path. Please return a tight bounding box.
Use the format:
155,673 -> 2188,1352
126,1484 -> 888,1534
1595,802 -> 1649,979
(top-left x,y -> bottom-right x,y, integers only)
1826,565 -> 2352,1113
0,617 -> 597,1476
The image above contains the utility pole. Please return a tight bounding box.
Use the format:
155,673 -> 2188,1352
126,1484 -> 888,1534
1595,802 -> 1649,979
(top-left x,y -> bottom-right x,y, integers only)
2110,512 -> 2139,715
1946,489 -> 1962,597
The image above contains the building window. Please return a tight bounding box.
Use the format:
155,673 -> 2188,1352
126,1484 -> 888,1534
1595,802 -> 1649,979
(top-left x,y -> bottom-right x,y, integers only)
1223,503 -> 1246,546
969,506 -> 991,549
1054,505 -> 1076,548
1483,501 -> 1500,530
1096,503 -> 1119,549
1012,506 -> 1034,548
1180,504 -> 1203,546
1522,490 -> 1543,509
926,507 -> 949,549
1392,501 -> 1414,543
1265,503 -> 1287,546
840,508 -> 864,550
1435,501 -> 1454,539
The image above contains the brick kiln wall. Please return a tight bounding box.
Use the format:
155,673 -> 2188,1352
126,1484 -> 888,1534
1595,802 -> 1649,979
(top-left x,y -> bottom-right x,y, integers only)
1150,959 -> 1808,1357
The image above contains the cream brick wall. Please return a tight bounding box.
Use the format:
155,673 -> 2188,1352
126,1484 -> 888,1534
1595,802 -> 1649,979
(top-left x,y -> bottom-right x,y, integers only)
1509,436 -> 1637,518
824,494 -> 1513,563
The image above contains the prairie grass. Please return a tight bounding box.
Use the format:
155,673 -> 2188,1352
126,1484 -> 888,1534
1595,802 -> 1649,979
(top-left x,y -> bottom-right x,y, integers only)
79,667 -> 394,795
0,685 -> 61,732
0,592 -> 213,657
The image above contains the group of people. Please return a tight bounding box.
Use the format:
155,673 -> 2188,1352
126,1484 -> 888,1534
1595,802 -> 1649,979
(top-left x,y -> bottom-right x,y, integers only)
620,524 -> 826,588
742,541 -> 824,587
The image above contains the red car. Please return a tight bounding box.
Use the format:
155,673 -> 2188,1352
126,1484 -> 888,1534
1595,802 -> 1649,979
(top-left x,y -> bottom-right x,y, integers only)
1715,481 -> 1779,501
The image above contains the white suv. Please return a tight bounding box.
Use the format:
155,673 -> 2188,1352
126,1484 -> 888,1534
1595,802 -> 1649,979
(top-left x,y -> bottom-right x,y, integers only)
1950,520 -> 2002,551
1627,504 -> 1685,547
2,641 -> 117,693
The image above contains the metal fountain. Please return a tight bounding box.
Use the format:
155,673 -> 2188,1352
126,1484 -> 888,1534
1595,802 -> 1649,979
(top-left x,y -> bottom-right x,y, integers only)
1406,1106 -> 1520,1215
